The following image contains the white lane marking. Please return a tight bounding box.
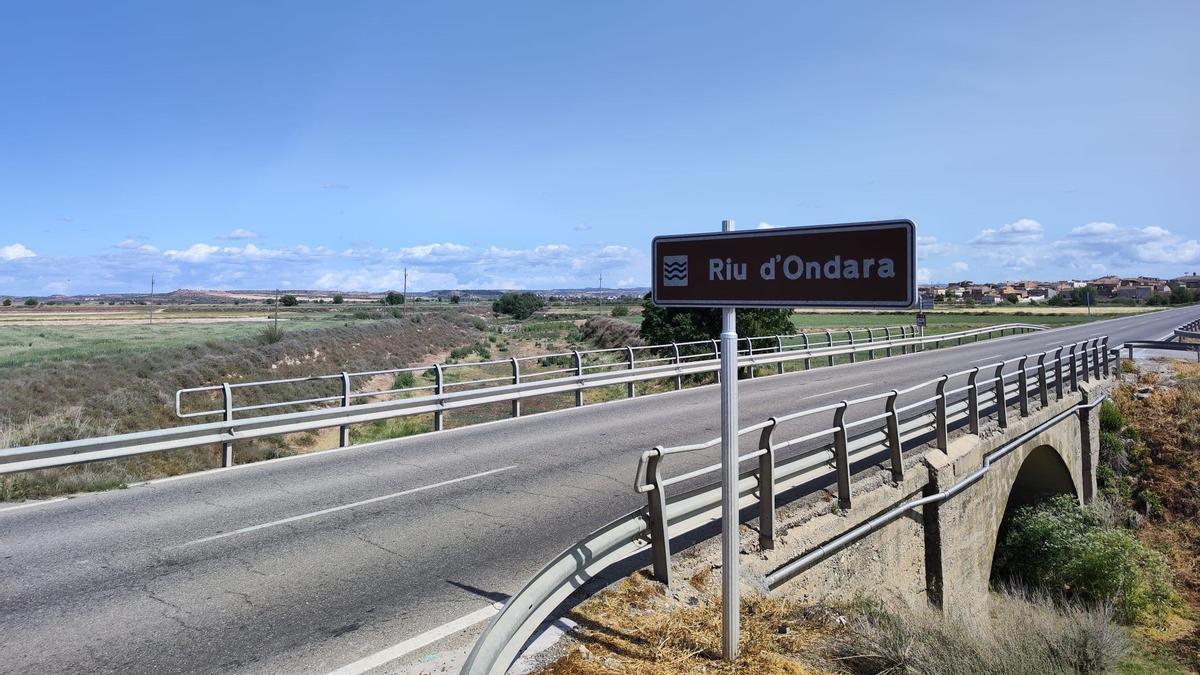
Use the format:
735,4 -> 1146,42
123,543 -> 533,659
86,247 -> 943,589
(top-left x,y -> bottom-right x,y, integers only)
0,497 -> 69,514
173,465 -> 518,548
969,354 -> 1003,364
327,602 -> 503,675
802,382 -> 872,400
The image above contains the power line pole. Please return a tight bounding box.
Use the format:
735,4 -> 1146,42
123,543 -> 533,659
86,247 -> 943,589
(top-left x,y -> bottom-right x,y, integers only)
148,273 -> 155,325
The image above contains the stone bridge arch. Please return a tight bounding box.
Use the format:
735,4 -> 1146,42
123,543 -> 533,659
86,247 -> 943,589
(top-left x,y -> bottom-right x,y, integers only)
927,393 -> 1099,623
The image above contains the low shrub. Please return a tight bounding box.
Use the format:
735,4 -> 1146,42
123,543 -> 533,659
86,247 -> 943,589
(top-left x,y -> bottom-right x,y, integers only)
993,495 -> 1175,624
392,371 -> 417,390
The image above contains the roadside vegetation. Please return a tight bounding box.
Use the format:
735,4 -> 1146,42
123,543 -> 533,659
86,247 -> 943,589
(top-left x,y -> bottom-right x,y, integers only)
0,312 -> 482,500
535,571 -> 1129,674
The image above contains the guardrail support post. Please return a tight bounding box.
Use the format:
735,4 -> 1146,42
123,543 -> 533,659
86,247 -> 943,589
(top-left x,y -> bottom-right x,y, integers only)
511,357 -> 521,417
626,346 -> 636,397
1037,354 -> 1049,407
935,375 -> 949,451
1084,338 -> 1094,381
645,448 -> 671,586
848,331 -> 857,363
712,339 -> 721,381
1069,345 -> 1079,392
885,390 -> 903,483
885,326 -> 894,357
573,351 -> 585,406
833,401 -> 852,510
1101,338 -> 1110,378
776,335 -> 785,375
671,343 -> 682,391
1054,347 -> 1065,400
757,419 -> 777,550
744,337 -> 755,378
866,328 -> 875,359
802,333 -> 811,370
221,382 -> 234,467
1091,338 -> 1102,379
967,367 -> 981,435
993,363 -> 1008,429
825,330 -> 834,366
1017,356 -> 1029,417
434,364 -> 445,430
339,372 -> 352,447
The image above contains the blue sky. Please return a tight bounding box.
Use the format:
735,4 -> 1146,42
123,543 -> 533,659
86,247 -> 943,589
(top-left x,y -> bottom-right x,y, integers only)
1,1 -> 1197,294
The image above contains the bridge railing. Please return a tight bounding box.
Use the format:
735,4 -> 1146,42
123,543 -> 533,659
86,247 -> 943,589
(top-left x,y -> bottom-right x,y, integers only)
172,323 -> 926,421
1174,318 -> 1200,341
0,323 -> 1043,477
462,335 -> 1111,674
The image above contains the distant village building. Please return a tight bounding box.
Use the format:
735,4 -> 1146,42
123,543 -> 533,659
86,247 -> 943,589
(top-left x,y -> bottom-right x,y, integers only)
1173,273 -> 1200,290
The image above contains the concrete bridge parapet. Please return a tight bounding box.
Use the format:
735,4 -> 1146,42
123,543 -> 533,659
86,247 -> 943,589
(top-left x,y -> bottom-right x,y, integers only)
751,380 -> 1109,623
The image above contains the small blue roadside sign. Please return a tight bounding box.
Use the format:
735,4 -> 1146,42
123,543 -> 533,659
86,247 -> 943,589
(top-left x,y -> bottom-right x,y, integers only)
916,312 -> 927,328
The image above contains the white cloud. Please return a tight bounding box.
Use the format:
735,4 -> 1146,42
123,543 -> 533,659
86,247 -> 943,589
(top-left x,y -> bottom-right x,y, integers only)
917,235 -> 956,257
44,281 -> 69,294
1063,222 -> 1200,266
757,222 -> 775,229
164,243 -> 220,262
950,261 -> 969,273
0,243 -> 36,261
116,239 -> 159,254
218,228 -> 260,240
972,218 -> 1044,245
916,267 -> 932,283
574,224 -> 591,231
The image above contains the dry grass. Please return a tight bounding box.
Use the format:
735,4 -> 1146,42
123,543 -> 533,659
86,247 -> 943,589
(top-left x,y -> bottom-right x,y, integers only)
534,571 -> 1131,675
1111,364 -> 1200,669
834,590 -> 1128,675
537,571 -> 834,674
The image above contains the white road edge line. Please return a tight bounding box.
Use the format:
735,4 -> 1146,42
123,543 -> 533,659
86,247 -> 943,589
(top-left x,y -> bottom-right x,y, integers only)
0,496 -> 69,514
803,382 -> 872,399
969,354 -> 1003,364
327,602 -> 504,675
171,465 -> 518,548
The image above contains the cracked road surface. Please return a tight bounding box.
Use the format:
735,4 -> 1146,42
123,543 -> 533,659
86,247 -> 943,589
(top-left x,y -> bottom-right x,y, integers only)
0,307 -> 1196,673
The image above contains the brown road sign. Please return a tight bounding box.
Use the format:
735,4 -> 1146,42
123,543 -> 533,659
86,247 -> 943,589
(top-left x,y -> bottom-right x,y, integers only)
652,219 -> 916,308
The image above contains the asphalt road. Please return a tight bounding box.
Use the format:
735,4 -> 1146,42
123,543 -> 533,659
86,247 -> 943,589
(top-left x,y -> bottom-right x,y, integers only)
1,306 -> 1196,675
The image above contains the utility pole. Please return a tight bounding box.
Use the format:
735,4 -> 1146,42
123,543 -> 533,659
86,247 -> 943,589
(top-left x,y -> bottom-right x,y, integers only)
273,288 -> 280,331
148,273 -> 155,325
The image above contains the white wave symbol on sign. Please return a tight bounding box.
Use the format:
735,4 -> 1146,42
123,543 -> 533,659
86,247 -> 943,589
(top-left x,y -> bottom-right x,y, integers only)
663,255 -> 688,286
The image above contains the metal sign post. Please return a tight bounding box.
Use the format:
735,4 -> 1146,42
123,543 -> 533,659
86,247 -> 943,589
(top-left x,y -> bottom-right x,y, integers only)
650,218 -> 917,662
717,219 -> 740,660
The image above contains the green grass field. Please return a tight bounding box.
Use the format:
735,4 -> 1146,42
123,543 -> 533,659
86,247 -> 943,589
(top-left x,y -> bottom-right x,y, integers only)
0,318 -> 345,368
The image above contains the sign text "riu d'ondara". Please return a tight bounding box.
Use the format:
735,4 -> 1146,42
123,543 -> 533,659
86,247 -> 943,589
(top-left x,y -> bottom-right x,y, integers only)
652,220 -> 916,308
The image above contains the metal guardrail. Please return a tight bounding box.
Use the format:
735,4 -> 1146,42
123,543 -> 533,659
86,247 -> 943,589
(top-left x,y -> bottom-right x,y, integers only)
462,336 -> 1111,674
0,323 -> 1042,476
174,324 -> 928,423
1173,318 -> 1200,341
1120,340 -> 1200,362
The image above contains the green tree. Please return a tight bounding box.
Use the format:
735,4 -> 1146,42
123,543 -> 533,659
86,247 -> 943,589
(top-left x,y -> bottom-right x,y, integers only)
1005,294 -> 1020,304
449,295 -> 461,304
23,298 -> 37,307
610,305 -> 629,317
2,298 -> 10,306
492,292 -> 545,320
279,294 -> 299,307
332,294 -> 344,305
1069,285 -> 1098,306
639,293 -> 793,345
1169,285 -> 1194,305
382,290 -> 405,306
